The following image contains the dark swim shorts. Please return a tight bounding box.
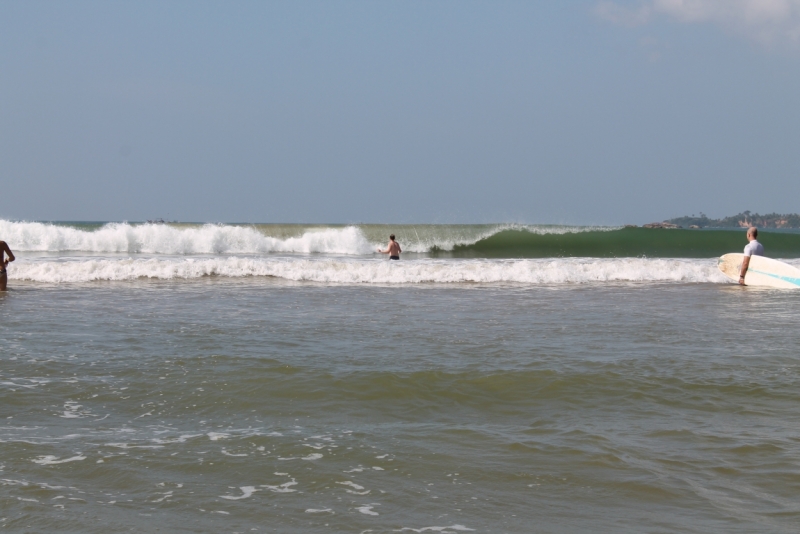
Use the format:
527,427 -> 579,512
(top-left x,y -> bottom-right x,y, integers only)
389,256 -> 400,260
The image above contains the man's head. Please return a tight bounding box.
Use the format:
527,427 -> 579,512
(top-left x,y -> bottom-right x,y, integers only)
747,227 -> 758,241
389,234 -> 395,241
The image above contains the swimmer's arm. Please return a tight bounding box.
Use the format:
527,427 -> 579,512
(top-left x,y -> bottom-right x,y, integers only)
739,256 -> 750,285
0,241 -> 13,264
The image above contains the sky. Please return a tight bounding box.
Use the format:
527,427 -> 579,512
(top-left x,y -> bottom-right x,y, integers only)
1,0 -> 799,225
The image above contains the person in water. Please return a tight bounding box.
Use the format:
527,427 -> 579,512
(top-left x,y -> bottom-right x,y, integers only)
0,240 -> 15,291
378,234 -> 402,260
739,226 -> 764,286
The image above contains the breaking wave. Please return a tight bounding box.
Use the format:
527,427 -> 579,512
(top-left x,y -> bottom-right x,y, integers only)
0,221 -> 374,255
0,220 -> 621,256
3,220 -> 799,259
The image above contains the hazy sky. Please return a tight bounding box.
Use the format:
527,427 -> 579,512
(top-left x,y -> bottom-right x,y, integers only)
2,0 -> 799,224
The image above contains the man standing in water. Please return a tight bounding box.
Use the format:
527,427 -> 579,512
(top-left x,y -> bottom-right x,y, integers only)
0,240 -> 15,291
739,227 -> 764,286
378,234 -> 402,260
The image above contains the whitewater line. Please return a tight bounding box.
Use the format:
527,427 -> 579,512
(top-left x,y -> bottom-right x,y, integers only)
9,257 -> 731,285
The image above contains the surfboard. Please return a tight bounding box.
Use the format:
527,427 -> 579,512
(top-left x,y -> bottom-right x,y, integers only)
718,254 -> 800,289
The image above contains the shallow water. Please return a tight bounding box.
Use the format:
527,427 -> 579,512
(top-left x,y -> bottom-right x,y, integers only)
2,279 -> 799,533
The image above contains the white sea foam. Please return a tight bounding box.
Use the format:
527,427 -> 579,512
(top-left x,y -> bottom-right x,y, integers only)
357,504 -> 379,515
11,256 -> 732,285
220,486 -> 258,500
60,401 -> 90,419
338,480 -> 370,495
261,479 -> 298,493
0,381 -> 38,389
32,455 -> 86,465
399,526 -> 474,532
152,433 -> 204,444
337,481 -> 365,490
221,449 -> 248,457
105,443 -> 164,449
151,491 -> 173,503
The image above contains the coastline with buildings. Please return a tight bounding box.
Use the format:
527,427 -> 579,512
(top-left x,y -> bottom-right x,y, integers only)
635,211 -> 800,229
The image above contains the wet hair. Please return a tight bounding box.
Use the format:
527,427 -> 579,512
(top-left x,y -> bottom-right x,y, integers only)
389,234 -> 395,241
748,227 -> 758,238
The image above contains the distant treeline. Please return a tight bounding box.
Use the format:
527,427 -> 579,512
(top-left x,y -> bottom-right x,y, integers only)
666,211 -> 800,229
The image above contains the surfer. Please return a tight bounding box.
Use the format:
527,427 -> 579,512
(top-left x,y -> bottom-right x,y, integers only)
0,240 -> 15,291
378,234 -> 402,260
739,227 -> 764,285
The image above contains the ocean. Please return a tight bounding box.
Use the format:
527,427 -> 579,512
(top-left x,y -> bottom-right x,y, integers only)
1,221 -> 799,533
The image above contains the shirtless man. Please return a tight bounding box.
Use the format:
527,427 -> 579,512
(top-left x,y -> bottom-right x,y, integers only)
739,227 -> 764,286
0,240 -> 15,291
378,234 -> 402,260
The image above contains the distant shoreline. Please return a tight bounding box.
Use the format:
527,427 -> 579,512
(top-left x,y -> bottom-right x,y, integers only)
639,211 -> 800,230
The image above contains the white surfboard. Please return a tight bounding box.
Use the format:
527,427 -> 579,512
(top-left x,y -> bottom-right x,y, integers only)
718,254 -> 800,289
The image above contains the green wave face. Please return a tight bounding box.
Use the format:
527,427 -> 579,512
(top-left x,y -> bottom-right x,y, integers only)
437,228 -> 800,258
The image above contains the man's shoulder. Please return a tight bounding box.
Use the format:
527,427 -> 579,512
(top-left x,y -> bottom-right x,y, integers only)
744,241 -> 765,255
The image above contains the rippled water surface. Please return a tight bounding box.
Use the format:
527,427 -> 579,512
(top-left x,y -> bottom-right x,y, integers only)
1,280 -> 799,533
